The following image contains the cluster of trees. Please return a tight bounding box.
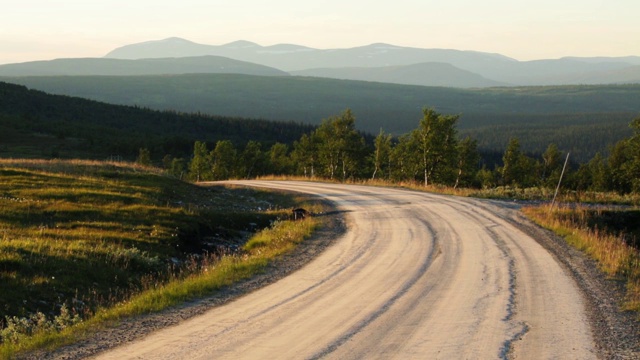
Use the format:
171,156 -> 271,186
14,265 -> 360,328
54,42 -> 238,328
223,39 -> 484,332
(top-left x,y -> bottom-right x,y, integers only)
157,108 -> 639,194
574,117 -> 640,194
473,118 -> 640,194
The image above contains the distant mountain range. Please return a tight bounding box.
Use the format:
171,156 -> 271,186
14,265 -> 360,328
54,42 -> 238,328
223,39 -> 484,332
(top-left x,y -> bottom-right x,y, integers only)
1,37 -> 639,88
0,55 -> 287,77
102,37 -> 640,87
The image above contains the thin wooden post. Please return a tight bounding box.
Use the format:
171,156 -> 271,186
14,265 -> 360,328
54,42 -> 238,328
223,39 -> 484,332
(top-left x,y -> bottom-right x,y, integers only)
550,152 -> 570,210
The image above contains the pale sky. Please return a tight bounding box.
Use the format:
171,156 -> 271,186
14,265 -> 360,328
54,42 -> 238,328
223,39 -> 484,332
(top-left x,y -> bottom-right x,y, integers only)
1,0 -> 639,65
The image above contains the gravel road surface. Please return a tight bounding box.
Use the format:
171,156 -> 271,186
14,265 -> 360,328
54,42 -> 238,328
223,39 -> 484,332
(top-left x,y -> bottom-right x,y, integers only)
80,181 -> 630,359
35,181 -> 639,359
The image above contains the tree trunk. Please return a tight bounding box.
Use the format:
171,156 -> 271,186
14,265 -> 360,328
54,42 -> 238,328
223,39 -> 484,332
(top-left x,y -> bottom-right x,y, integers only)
454,167 -> 462,189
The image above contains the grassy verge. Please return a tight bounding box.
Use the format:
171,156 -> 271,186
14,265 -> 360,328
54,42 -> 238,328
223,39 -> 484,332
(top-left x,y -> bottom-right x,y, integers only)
0,160 -> 323,359
522,205 -> 640,312
259,175 -> 640,205
1,217 -> 319,358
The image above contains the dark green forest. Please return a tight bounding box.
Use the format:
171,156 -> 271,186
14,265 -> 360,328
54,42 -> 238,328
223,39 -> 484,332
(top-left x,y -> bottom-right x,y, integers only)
2,81 -> 639,196
0,82 -> 314,159
3,75 -> 639,162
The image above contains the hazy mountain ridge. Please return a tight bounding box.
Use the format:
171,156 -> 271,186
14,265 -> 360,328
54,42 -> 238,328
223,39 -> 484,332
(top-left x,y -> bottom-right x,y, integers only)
561,56 -> 640,65
291,62 -> 506,88
106,38 -> 516,72
0,55 -> 288,77
479,58 -> 638,85
2,37 -> 637,87
103,37 -> 640,87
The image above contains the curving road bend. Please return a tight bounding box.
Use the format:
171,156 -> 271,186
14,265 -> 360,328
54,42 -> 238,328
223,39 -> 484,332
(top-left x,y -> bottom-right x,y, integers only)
94,181 -> 596,359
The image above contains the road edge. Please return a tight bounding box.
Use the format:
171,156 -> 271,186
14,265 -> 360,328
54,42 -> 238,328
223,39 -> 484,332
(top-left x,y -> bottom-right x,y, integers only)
26,197 -> 347,360
500,204 -> 640,359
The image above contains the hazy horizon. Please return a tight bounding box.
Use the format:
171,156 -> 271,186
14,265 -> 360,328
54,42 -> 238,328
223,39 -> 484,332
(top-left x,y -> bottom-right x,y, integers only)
1,0 -> 639,65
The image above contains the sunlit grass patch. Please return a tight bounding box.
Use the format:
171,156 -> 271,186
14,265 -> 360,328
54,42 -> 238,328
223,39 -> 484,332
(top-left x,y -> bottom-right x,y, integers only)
0,159 -> 324,358
0,215 -> 321,359
523,205 -> 640,313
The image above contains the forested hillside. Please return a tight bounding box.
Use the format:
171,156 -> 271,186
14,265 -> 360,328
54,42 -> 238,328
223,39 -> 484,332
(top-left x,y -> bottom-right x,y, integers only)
3,75 -> 638,161
2,80 -> 638,196
0,82 -> 313,160
286,62 -> 505,88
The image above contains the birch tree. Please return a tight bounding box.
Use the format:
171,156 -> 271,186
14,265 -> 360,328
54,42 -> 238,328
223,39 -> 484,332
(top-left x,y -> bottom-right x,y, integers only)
412,108 -> 459,186
371,128 -> 392,180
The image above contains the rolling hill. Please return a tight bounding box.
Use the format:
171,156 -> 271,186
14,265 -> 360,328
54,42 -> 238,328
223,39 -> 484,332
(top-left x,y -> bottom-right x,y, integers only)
0,81 -> 313,160
103,38 -> 521,74
0,55 -> 288,77
290,62 -> 505,88
3,74 -> 638,161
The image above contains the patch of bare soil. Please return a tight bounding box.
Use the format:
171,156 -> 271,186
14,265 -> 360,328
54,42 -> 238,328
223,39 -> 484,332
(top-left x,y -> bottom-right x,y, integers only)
23,202 -> 346,360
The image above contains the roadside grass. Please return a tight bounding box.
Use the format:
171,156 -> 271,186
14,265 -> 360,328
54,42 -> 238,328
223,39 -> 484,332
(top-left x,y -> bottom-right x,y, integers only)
523,205 -> 640,312
0,218 -> 319,358
259,174 -> 640,205
0,159 -> 322,359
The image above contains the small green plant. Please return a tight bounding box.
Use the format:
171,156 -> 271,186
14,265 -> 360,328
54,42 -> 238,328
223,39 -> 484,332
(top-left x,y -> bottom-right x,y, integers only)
1,304 -> 81,345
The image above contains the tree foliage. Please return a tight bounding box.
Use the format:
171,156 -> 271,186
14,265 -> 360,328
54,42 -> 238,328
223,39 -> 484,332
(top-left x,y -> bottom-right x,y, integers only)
313,109 -> 366,180
454,137 -> 480,189
269,142 -> 292,176
291,133 -> 318,178
629,117 -> 640,193
412,108 -> 459,186
210,140 -> 237,181
371,129 -> 392,180
3,79 -> 638,196
189,141 -> 209,182
136,148 -> 152,166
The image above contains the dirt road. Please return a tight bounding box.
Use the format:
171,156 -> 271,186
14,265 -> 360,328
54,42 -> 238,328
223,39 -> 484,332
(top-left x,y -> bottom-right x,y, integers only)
93,181 -> 596,359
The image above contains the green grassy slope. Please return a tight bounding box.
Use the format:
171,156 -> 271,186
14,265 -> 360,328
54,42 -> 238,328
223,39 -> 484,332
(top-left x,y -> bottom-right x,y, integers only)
0,159 -> 302,324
